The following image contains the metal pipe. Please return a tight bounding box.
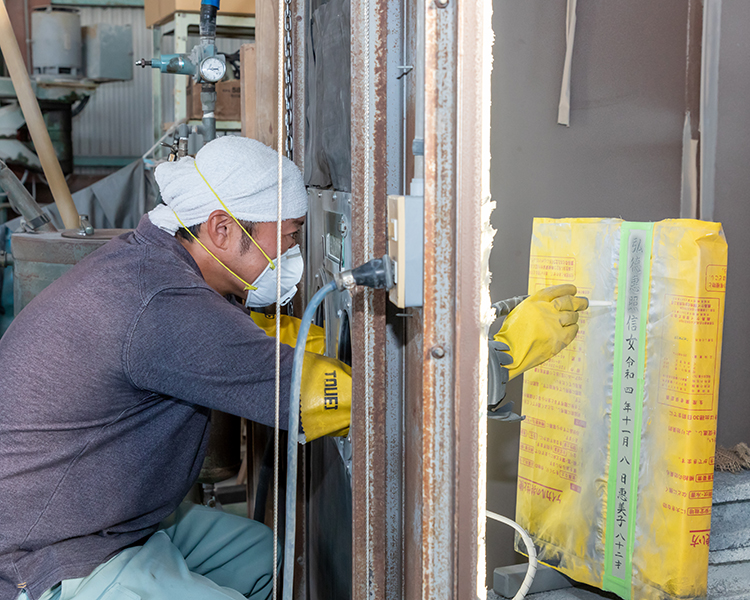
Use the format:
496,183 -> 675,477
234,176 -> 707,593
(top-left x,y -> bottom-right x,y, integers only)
0,160 -> 57,232
23,0 -> 31,75
200,2 -> 218,44
201,84 -> 216,143
141,118 -> 188,160
199,1 -> 218,143
0,250 -> 14,267
0,1 -> 79,229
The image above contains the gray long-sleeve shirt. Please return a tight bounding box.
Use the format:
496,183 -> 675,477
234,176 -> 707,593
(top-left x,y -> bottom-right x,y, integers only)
0,215 -> 294,600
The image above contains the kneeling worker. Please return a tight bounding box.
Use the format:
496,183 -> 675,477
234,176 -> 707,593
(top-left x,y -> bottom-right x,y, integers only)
0,136 -> 586,600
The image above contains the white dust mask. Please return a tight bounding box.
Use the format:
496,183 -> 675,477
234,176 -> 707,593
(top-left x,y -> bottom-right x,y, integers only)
244,245 -> 304,308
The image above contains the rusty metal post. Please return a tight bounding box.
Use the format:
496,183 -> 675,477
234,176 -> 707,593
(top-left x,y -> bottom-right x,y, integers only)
291,0 -> 305,171
349,0 -> 399,599
403,0 -> 493,597
290,0 -> 307,311
414,0 -> 460,594
348,0 -> 490,596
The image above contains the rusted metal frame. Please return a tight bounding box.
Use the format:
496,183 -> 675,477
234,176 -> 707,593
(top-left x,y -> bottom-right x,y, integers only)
290,4 -> 307,594
403,310 -> 426,600
454,0 -> 492,596
291,0 -> 306,169
290,0 -> 307,321
383,302 -> 406,599
402,0 -> 423,596
381,0 -> 408,596
420,0 -> 460,598
349,0 -> 391,598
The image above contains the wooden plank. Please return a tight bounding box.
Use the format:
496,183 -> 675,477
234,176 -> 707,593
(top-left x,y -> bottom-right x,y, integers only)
240,43 -> 257,139
254,0 -> 280,148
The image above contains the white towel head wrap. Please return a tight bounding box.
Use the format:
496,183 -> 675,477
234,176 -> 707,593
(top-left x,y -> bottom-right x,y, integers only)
149,136 -> 307,235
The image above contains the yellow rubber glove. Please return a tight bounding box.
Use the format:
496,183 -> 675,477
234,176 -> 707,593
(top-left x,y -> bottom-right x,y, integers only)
250,312 -> 326,355
300,352 -> 351,441
493,284 -> 588,380
251,313 -> 348,440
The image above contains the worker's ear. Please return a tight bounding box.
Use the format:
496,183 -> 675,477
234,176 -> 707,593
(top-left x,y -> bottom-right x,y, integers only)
203,210 -> 235,251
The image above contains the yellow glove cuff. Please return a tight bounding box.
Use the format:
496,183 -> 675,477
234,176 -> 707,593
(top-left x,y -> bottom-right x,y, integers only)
250,312 -> 326,355
299,352 -> 352,441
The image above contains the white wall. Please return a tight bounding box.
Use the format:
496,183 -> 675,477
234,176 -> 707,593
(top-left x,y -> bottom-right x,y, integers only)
712,0 -> 750,452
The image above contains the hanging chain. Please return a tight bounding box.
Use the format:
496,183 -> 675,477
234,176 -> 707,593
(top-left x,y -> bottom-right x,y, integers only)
283,0 -> 294,160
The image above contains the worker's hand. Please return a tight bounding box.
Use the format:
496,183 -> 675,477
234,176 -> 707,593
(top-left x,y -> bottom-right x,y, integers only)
493,284 -> 588,380
252,314 -> 349,440
251,312 -> 326,355
300,352 -> 351,442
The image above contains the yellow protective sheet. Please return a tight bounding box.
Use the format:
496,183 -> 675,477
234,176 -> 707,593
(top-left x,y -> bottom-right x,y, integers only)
515,218 -> 727,600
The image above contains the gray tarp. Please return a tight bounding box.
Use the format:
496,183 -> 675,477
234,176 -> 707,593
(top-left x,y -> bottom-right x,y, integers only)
304,0 -> 351,191
4,160 -> 158,232
46,159 -> 159,230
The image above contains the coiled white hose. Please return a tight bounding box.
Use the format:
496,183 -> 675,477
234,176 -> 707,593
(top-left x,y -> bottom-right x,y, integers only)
486,510 -> 538,600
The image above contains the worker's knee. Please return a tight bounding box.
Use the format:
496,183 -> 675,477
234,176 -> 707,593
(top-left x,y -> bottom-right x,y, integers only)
234,520 -> 278,599
247,518 -> 275,562
228,511 -> 276,564
250,520 -> 280,577
175,511 -> 277,598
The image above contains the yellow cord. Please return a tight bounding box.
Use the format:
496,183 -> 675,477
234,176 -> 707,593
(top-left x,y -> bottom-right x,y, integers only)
193,161 -> 275,267
171,208 -> 257,291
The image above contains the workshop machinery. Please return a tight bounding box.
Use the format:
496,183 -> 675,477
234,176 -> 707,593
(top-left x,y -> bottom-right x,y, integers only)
0,6 -> 132,173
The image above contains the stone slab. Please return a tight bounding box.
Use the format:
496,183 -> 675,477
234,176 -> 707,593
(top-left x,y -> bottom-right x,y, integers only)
489,588 -> 615,600
708,562 -> 750,599
712,470 -> 750,505
710,545 -> 750,565
710,499 -> 750,551
493,563 -> 572,598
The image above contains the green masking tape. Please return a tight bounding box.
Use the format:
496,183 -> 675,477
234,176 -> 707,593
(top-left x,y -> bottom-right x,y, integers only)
603,222 -> 653,599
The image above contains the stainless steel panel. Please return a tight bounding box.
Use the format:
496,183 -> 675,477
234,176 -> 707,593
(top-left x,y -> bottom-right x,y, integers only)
304,187 -> 353,600
713,0 -> 750,449
73,7 -> 153,162
83,23 -> 134,82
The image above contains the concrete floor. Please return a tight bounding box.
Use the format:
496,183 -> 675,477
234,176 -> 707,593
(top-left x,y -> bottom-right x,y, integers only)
488,564 -> 750,600
488,587 -> 618,600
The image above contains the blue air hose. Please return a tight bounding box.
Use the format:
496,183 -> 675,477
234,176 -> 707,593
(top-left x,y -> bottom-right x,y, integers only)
283,279 -> 337,597
281,256 -> 392,598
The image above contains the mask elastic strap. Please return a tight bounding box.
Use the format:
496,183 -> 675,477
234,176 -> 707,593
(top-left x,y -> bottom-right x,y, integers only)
171,208 -> 257,291
194,161 -> 275,269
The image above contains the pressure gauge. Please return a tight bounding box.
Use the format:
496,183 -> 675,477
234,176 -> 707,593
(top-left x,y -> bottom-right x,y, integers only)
199,56 -> 226,83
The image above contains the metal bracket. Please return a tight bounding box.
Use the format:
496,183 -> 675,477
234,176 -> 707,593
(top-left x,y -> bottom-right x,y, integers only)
0,249 -> 13,268
334,270 -> 356,291
26,212 -> 51,231
488,339 -> 512,411
488,402 -> 525,423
